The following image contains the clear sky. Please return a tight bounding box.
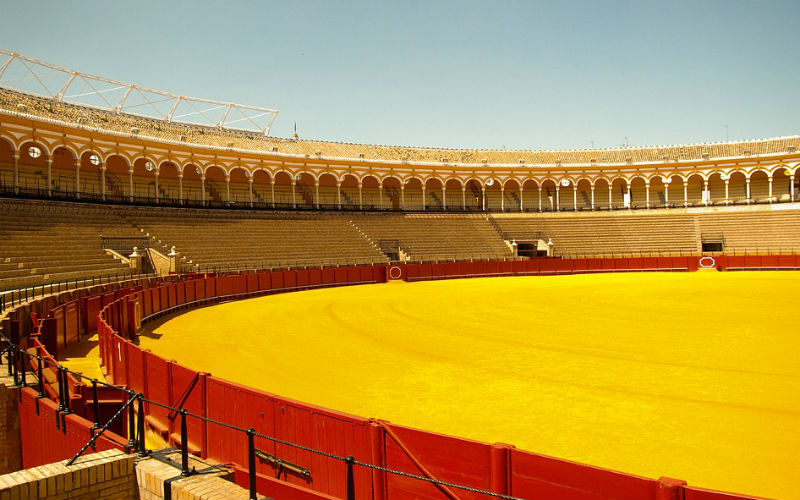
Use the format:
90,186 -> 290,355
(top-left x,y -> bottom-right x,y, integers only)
2,0 -> 798,150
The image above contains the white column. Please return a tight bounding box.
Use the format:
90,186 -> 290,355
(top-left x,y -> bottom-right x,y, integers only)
401,185 -> 406,210
12,152 -> 19,194
46,158 -> 53,197
249,178 -> 254,207
501,187 -> 505,211
683,181 -> 688,207
608,185 -> 612,210
461,187 -> 466,210
555,186 -> 560,211
664,183 -> 669,208
703,179 -> 709,206
225,175 -> 231,204
572,186 -> 577,211
200,175 -> 206,205
177,173 -> 183,204
100,165 -> 107,201
590,186 -> 595,210
379,185 -> 384,210
746,178 -> 751,204
645,182 -> 650,209
154,171 -> 160,203
291,179 -> 296,208
481,186 -> 486,210
538,187 -> 543,212
129,168 -> 135,202
442,186 -> 447,210
315,181 -> 320,209
627,186 -> 632,209
519,187 -> 524,211
359,182 -> 363,210
768,177 -> 773,203
724,179 -> 729,205
74,159 -> 80,199
337,181 -> 342,209
421,186 -> 426,210
791,175 -> 796,201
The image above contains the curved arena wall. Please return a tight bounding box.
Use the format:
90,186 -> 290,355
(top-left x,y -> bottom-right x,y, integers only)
12,258 -> 784,500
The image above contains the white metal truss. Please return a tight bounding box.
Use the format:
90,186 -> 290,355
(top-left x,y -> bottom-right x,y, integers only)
0,49 -> 279,136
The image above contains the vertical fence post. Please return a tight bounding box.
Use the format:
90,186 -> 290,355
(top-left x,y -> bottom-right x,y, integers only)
91,379 -> 100,428
345,455 -> 356,500
19,349 -> 26,386
137,395 -> 147,457
127,395 -> 138,453
180,409 -> 190,476
247,428 -> 256,500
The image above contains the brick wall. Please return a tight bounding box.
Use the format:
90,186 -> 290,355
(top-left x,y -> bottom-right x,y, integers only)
0,449 -> 136,500
0,376 -> 21,474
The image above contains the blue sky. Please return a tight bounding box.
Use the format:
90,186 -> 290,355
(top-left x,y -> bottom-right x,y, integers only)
2,0 -> 798,150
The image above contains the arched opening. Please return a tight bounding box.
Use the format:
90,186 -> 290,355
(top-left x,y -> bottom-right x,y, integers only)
77,150 -> 102,198
204,165 -> 226,206
556,180 -> 575,211
444,178 -> 463,211
463,179 -> 483,210
252,169 -> 272,207
610,178 -> 627,209
273,171 -> 293,207
484,178 -> 502,212
403,177 -> 424,211
18,142 -> 50,194
131,158 -> 158,201
727,171 -> 747,204
424,177 -> 444,211
593,179 -> 609,210
686,174 -> 704,206
341,174 -> 360,210
649,176 -> 666,208
749,170 -> 769,203
229,168 -> 251,206
541,179 -> 557,211
317,173 -> 338,209
629,177 -> 647,209
504,179 -> 521,212
362,175 -> 381,210
158,161 -> 181,203
707,173 -> 725,205
181,164 -> 203,205
382,177 -> 402,211
575,179 -> 592,210
772,168 -> 792,203
294,172 -> 316,209
106,155 -> 130,201
666,175 -> 683,208
0,138 -> 14,192
522,179 -> 539,212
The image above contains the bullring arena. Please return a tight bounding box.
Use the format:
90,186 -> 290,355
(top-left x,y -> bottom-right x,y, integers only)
0,50 -> 798,500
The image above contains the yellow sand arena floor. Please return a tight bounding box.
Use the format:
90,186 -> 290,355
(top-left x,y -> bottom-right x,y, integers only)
126,272 -> 799,499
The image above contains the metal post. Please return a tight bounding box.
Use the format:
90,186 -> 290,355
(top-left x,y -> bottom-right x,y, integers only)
247,428 -> 257,500
137,395 -> 147,456
345,455 -> 356,500
91,379 -> 100,428
127,397 -> 138,452
19,350 -> 26,386
10,346 -> 17,386
180,409 -> 190,476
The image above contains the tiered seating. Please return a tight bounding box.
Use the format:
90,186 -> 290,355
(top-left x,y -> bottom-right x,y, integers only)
495,213 -> 699,257
123,208 -> 387,269
0,199 -> 139,290
697,211 -> 800,252
351,214 -> 513,261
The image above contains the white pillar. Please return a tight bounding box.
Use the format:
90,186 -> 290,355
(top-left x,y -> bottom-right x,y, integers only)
608,185 -> 613,210
703,179 -> 709,206
12,152 -> 19,194
100,165 -> 107,201
791,175 -> 796,201
401,185 -> 406,210
359,182 -> 363,210
337,181 -> 342,209
555,186 -> 560,211
249,178 -> 254,207
768,177 -> 773,203
481,186 -> 486,210
225,175 -> 231,204
645,182 -> 650,209
421,186 -> 426,210
590,186 -> 595,210
379,185 -> 384,210
315,181 -> 320,209
442,186 -> 447,210
501,187 -> 505,211
177,173 -> 183,204
664,183 -> 669,208
46,158 -> 52,197
269,179 -> 275,207
154,171 -> 160,203
724,179 -> 729,205
572,186 -> 577,211
683,181 -> 688,207
291,179 -> 296,208
538,187 -> 543,212
128,168 -> 135,202
75,159 -> 81,199
461,187 -> 466,210
746,178 -> 751,204
519,187 -> 524,211
200,175 -> 206,205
